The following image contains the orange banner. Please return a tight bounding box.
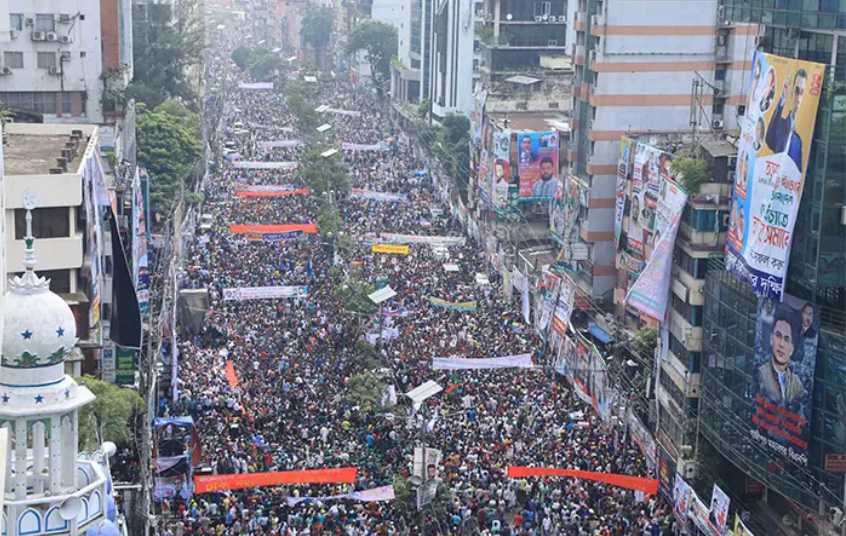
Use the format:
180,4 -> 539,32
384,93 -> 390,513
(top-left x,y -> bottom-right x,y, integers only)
194,468 -> 358,493
225,360 -> 239,388
229,223 -> 318,234
507,466 -> 658,495
235,188 -> 310,198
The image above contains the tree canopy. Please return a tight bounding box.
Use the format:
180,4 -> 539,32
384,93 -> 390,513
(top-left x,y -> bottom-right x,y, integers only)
231,46 -> 285,81
301,5 -> 334,65
347,21 -> 398,90
137,100 -> 203,216
78,376 -> 144,451
433,114 -> 471,200
299,147 -> 351,198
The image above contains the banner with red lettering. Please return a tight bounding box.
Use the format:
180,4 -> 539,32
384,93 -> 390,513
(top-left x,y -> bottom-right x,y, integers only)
229,223 -> 318,235
194,468 -> 358,493
235,188 -> 310,198
725,51 -> 825,300
507,466 -> 658,495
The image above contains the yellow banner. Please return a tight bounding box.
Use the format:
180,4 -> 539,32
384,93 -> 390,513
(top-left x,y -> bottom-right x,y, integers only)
372,244 -> 410,255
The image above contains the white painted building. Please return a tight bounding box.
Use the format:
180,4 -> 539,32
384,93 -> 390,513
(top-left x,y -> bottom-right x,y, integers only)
428,0 -> 480,118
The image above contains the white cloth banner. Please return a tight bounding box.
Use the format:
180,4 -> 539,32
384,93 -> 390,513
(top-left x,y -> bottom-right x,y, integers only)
238,82 -> 274,90
222,286 -> 308,301
233,161 -> 298,170
377,233 -> 466,247
432,353 -> 534,370
258,140 -> 303,149
326,108 -> 362,117
350,189 -> 408,203
286,486 -> 395,507
342,142 -> 387,152
236,184 -> 298,193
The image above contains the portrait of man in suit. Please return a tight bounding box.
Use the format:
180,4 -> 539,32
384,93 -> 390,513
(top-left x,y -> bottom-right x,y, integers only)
756,304 -> 805,409
765,68 -> 807,172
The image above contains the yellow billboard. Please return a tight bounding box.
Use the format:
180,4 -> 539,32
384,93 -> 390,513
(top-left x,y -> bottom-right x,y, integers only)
371,244 -> 410,255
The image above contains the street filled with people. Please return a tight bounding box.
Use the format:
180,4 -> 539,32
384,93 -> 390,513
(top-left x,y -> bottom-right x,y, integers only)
155,15 -> 674,536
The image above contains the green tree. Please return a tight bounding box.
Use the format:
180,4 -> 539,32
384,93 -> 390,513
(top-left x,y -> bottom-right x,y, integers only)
299,147 -> 351,198
317,201 -> 344,237
631,327 -> 658,362
346,371 -> 384,413
335,277 -> 378,316
231,46 -> 252,71
301,5 -> 334,67
347,21 -> 398,93
130,1 -> 203,107
137,101 -> 202,216
435,114 -> 471,199
285,81 -> 320,133
673,157 -> 711,193
78,376 -> 143,451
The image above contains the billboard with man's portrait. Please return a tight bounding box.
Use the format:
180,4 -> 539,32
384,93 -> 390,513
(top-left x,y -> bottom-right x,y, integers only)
725,51 -> 825,300
516,131 -> 559,198
750,292 -> 819,466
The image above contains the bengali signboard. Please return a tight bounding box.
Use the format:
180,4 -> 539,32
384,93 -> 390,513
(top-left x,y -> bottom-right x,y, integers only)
115,346 -> 137,386
726,51 -> 825,300
222,286 -> 309,301
750,293 -> 819,466
517,131 -> 559,198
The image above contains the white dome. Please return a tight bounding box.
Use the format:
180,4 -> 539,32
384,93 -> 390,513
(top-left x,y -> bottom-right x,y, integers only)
2,273 -> 77,370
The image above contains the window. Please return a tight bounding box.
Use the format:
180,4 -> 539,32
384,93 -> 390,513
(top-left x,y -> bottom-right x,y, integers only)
37,52 -> 55,70
9,14 -> 23,32
62,92 -> 71,114
36,270 -> 71,293
35,14 -> 55,33
534,1 -> 552,17
14,207 -> 70,239
4,51 -> 23,69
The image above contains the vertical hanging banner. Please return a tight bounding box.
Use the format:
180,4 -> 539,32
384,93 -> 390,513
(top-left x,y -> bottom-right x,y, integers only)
492,130 -> 512,208
626,178 -> 688,321
726,50 -> 825,300
708,484 -> 731,536
517,131 -> 560,198
615,137 -> 634,248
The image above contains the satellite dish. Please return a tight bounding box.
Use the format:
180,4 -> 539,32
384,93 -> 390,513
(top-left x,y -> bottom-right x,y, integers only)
59,497 -> 82,520
506,13 -> 512,20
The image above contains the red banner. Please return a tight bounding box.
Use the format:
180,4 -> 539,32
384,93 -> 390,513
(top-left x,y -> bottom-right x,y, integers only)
235,188 -> 310,198
194,468 -> 358,493
225,360 -> 239,388
229,223 -> 318,234
507,466 -> 658,495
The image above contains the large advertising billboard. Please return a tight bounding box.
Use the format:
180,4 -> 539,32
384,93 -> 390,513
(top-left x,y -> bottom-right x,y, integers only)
725,50 -> 825,300
750,292 -> 819,466
517,131 -> 559,198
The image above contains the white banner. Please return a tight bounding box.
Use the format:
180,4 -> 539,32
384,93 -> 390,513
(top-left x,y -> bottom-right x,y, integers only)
286,485 -> 395,507
235,184 -> 298,193
375,233 -> 466,247
326,108 -> 362,117
257,140 -> 303,149
350,188 -> 408,203
222,286 -> 308,301
342,142 -> 388,152
233,161 -> 299,170
238,82 -> 274,90
432,353 -> 534,370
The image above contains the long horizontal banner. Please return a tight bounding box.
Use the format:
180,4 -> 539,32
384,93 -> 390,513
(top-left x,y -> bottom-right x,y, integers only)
222,286 -> 309,301
233,161 -> 298,170
235,184 -> 299,193
372,244 -> 410,255
326,108 -> 362,117
194,467 -> 358,493
351,188 -> 408,203
377,233 -> 465,247
428,297 -> 478,312
225,360 -> 239,388
238,82 -> 274,90
286,485 -> 395,507
257,140 -> 303,149
230,223 -> 318,234
235,187 -> 310,198
432,353 -> 534,370
245,230 -> 304,242
507,466 -> 658,495
342,142 -> 388,152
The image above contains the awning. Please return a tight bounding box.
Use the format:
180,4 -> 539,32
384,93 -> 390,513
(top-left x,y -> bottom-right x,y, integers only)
588,322 -> 614,344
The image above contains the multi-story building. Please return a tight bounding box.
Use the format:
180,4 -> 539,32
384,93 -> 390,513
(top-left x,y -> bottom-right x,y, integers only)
427,0 -> 481,118
3,123 -> 112,376
475,0 -> 571,116
698,1 -> 846,531
566,0 -> 755,302
390,0 -> 423,105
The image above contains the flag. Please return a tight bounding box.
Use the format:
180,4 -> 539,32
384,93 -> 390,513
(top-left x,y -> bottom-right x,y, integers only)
307,256 -> 314,279
109,208 -> 142,349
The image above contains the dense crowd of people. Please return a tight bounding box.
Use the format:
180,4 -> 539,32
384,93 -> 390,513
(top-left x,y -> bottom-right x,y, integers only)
155,13 -> 675,536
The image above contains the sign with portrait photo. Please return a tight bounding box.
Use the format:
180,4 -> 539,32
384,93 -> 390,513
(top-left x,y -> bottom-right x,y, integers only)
516,131 -> 559,198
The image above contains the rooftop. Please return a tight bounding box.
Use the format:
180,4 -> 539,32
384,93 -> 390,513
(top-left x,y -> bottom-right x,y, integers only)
3,123 -> 97,176
487,111 -> 570,132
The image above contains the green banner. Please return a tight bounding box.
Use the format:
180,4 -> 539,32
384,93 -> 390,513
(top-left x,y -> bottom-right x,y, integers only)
428,297 -> 478,312
115,346 -> 137,386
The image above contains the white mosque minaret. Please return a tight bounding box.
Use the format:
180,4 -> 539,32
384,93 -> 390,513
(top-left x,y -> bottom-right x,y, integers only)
0,193 -> 120,536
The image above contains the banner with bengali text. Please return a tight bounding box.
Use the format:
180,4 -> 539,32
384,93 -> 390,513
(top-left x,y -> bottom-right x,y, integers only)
222,286 -> 309,301
194,468 -> 358,493
432,353 -> 534,370
428,297 -> 478,312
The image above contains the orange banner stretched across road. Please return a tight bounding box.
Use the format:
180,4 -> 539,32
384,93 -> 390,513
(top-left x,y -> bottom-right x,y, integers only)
194,467 -> 358,493
229,223 -> 318,234
235,188 -> 310,198
507,466 -> 658,495
225,360 -> 239,388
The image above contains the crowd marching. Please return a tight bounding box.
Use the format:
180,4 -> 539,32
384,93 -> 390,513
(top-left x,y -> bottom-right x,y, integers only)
155,14 -> 676,536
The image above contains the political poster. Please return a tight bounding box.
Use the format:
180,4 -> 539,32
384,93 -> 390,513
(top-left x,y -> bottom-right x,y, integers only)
733,514 -> 755,536
222,286 -> 309,301
627,406 -> 657,473
626,177 -> 687,321
492,130 -> 512,209
551,276 -> 575,336
708,484 -> 731,536
672,474 -> 693,521
615,137 -> 634,248
516,131 -> 559,198
725,51 -> 825,300
750,293 -> 819,466
657,446 -> 676,500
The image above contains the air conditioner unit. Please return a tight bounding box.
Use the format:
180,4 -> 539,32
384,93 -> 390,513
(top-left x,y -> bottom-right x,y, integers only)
534,15 -> 543,22
59,14 -> 71,24
712,119 -> 724,129
31,30 -> 46,41
0,67 -> 11,76
59,35 -> 72,44
60,51 -> 71,62
48,66 -> 60,75
547,39 -> 558,46
46,31 -> 58,42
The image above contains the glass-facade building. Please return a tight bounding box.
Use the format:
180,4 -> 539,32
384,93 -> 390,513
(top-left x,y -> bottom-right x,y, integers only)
701,0 -> 846,517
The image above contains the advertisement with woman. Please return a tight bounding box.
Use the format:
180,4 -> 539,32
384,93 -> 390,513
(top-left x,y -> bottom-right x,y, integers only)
726,50 -> 825,300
